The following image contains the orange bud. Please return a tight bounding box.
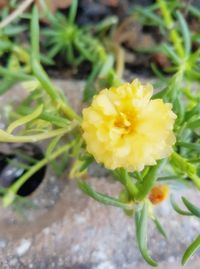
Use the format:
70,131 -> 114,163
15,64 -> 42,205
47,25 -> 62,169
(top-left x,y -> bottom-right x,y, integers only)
149,185 -> 169,205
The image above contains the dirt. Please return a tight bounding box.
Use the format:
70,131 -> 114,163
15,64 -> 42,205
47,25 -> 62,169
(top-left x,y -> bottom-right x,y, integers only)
0,79 -> 199,269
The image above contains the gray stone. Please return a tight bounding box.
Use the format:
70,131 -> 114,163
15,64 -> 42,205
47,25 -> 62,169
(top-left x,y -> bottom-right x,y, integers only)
16,239 -> 32,257
0,239 -> 7,249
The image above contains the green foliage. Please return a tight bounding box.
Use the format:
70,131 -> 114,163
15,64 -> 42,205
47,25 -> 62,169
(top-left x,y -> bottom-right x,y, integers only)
170,196 -> 200,264
170,195 -> 193,216
135,202 -> 158,267
133,0 -> 200,83
41,0 -> 118,101
152,217 -> 167,239
78,180 -> 133,210
182,235 -> 200,265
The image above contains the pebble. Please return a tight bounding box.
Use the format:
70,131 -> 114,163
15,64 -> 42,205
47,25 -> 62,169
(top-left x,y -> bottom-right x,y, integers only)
9,258 -> 18,266
0,239 -> 7,249
94,261 -> 115,269
74,214 -> 86,224
168,256 -> 176,263
43,227 -> 50,235
0,122 -> 5,129
16,239 -> 32,257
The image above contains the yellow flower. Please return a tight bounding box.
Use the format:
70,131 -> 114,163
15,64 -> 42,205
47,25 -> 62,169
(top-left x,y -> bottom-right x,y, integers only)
82,79 -> 176,171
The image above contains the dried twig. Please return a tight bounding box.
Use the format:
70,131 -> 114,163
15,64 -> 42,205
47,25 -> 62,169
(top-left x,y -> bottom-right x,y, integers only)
0,0 -> 34,29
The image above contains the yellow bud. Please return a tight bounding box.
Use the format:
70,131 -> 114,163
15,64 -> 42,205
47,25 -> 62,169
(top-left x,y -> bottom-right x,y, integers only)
149,184 -> 169,205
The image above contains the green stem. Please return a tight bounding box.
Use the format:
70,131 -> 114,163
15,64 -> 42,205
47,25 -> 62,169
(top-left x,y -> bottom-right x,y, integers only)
32,59 -> 80,121
68,0 -> 78,24
0,67 -> 33,81
182,235 -> 200,265
30,6 -> 80,121
124,170 -> 139,198
0,122 -> 77,143
17,106 -> 70,128
0,78 -> 15,95
157,0 -> 185,58
3,142 -> 73,207
136,160 -> 164,200
187,174 -> 200,190
31,6 -> 40,62
113,168 -> 139,198
66,43 -> 74,64
170,152 -> 200,190
32,59 -> 60,100
59,99 -> 81,121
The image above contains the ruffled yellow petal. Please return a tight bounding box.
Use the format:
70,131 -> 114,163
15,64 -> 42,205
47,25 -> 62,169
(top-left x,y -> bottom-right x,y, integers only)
82,79 -> 176,172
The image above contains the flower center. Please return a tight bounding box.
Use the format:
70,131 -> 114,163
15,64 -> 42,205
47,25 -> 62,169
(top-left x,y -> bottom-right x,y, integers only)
114,110 -> 137,135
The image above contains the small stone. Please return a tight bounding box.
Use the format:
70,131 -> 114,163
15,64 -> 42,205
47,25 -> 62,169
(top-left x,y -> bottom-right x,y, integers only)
43,227 -> 50,235
190,217 -> 200,228
94,261 -> 115,269
72,244 -> 80,253
52,186 -> 59,194
91,250 -> 107,262
9,258 -> 17,266
74,214 -> 86,224
0,122 -> 5,129
49,176 -> 56,183
168,256 -> 176,263
58,258 -> 64,266
0,239 -> 7,249
16,239 -> 31,256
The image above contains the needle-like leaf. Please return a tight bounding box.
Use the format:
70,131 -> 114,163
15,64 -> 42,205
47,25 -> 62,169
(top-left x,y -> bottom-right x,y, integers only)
135,202 -> 158,266
182,235 -> 200,265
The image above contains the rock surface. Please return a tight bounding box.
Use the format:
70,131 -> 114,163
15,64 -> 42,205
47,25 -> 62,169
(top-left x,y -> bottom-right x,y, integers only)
0,79 -> 199,269
0,177 -> 200,269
